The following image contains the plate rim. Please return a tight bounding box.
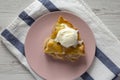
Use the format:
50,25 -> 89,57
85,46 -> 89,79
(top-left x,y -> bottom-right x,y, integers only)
25,11 -> 96,80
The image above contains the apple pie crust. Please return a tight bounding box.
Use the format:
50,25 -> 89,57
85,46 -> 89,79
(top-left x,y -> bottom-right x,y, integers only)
44,16 -> 85,62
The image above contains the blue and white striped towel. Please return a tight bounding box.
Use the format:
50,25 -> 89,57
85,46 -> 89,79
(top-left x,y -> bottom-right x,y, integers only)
0,0 -> 120,80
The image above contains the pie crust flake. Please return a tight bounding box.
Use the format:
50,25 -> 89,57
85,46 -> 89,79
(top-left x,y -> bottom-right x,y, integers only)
44,16 -> 85,62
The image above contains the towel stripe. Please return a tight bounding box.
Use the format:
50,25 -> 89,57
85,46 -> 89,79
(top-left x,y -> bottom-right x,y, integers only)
81,72 -> 94,80
19,11 -> 35,26
1,29 -> 25,56
38,0 -> 60,12
96,47 -> 120,75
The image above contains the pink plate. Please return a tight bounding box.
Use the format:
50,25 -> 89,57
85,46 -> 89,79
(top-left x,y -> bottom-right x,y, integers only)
25,11 -> 96,80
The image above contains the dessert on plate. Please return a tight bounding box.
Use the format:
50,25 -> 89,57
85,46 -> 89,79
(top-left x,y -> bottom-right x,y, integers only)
44,16 -> 85,62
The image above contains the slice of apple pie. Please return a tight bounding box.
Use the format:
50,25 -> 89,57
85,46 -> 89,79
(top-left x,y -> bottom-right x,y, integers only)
44,16 -> 85,62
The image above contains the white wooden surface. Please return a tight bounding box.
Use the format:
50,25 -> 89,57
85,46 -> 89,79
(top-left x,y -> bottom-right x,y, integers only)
0,0 -> 120,80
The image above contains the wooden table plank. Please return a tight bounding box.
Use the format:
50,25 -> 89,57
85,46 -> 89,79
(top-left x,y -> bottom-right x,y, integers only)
0,74 -> 34,80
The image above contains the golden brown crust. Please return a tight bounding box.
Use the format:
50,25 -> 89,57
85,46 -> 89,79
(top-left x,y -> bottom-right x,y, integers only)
44,16 -> 85,62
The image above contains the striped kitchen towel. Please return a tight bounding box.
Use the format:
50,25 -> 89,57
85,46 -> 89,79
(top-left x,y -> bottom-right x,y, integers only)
0,0 -> 120,80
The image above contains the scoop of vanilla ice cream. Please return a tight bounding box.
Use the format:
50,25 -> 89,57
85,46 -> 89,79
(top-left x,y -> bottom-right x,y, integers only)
55,24 -> 78,48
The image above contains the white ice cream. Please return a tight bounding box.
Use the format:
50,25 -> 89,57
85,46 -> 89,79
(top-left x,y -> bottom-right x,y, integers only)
55,24 -> 78,48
